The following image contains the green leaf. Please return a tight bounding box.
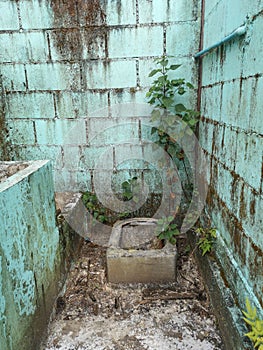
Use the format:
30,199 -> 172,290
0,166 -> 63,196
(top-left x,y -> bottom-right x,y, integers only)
158,75 -> 168,84
186,82 -> 194,89
171,78 -> 185,86
169,64 -> 181,70
175,103 -> 187,112
160,59 -> 168,67
148,68 -> 162,77
244,318 -> 256,327
188,118 -> 198,126
178,87 -> 186,95
151,109 -> 161,121
162,97 -> 174,108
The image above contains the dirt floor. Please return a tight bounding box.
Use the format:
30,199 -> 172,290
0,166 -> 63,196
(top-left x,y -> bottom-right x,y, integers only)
41,237 -> 224,350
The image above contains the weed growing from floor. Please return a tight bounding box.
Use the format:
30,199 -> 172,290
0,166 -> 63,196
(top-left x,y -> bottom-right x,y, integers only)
243,298 -> 263,349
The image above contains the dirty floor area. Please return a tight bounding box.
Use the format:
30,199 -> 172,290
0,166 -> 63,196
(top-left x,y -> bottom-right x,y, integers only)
41,237 -> 224,350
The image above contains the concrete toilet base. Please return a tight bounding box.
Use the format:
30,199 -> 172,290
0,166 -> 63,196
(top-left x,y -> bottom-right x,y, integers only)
106,218 -> 177,283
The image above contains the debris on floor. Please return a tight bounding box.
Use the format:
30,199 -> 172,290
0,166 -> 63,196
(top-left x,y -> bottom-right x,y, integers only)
41,237 -> 224,350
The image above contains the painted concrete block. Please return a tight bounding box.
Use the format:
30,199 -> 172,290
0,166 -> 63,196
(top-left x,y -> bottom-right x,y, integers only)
76,170 -> 92,192
138,0 -> 198,24
1,64 -> 26,91
198,120 -> 214,155
85,60 -> 136,89
55,91 -> 108,119
249,76 -> 263,135
166,22 -> 198,56
201,51 -> 220,86
220,81 -> 240,125
203,0 -> 227,48
110,88 -> 146,105
62,145 -> 81,171
204,0 -> 221,20
242,16 -> 263,77
218,127 -> 237,170
81,28 -> 106,60
26,31 -> 49,62
0,1 -> 19,30
88,117 -> 139,145
35,119 -> 86,145
79,145 -> 112,170
235,132 -> 262,191
26,63 -> 81,91
0,33 -> 27,63
19,0 -> 54,29
108,26 -> 163,59
6,92 -> 55,119
55,92 -> 87,119
109,90 -> 152,118
87,91 -> 109,117
52,169 -> 82,192
14,145 -> 62,166
237,78 -> 251,131
225,0 -> 261,37
104,0 -> 136,26
7,120 -> 35,145
201,85 -> 222,120
48,28 -> 106,61
221,41 -> 243,81
211,124 -> 225,159
238,184 -> 262,244
215,165 -> 235,212
0,32 -> 48,63
114,143 -> 143,166
251,195 -> 263,246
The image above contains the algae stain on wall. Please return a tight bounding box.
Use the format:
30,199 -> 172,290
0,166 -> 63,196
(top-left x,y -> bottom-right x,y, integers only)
0,74 -> 11,161
50,0 -> 106,61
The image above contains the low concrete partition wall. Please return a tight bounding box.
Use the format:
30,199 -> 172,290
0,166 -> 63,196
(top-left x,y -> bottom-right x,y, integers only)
0,160 -> 81,350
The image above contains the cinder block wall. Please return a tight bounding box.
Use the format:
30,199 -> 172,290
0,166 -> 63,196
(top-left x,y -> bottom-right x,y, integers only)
199,1 -> 263,315
0,0 -> 201,192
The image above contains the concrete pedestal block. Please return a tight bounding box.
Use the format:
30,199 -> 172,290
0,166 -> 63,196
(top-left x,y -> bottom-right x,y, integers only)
106,218 -> 177,283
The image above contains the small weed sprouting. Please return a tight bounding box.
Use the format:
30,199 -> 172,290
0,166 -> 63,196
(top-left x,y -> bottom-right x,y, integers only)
195,227 -> 217,256
242,298 -> 263,350
155,216 -> 180,245
82,191 -> 109,224
121,176 -> 140,202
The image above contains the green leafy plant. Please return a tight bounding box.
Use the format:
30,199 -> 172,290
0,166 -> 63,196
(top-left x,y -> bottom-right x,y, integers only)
146,55 -> 199,133
155,216 -> 180,245
195,227 -> 216,256
146,56 -> 199,201
243,298 -> 263,349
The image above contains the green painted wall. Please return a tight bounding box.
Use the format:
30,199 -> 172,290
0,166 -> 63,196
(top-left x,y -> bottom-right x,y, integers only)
199,0 -> 263,318
0,161 -> 61,350
0,0 -> 262,347
0,0 -> 201,193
